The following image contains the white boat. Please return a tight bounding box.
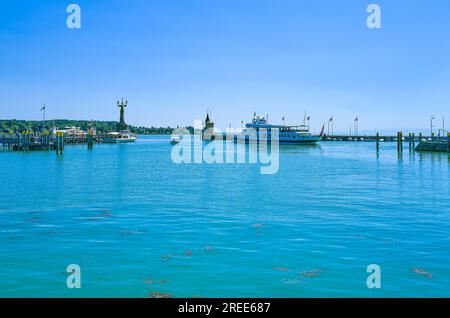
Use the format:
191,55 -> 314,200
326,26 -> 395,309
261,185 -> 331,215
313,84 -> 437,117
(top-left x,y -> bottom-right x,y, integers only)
236,114 -> 322,144
170,136 -> 180,144
103,130 -> 137,143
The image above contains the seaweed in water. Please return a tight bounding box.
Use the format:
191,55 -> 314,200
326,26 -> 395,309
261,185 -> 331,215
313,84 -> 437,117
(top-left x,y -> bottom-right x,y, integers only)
299,269 -> 323,278
411,268 -> 433,279
149,292 -> 172,298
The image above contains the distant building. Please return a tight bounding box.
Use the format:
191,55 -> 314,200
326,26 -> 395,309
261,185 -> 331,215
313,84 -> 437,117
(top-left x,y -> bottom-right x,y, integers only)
205,112 -> 214,130
53,126 -> 87,137
203,111 -> 215,141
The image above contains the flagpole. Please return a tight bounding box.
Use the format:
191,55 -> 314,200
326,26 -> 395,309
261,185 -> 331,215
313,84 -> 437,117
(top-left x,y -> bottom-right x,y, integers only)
328,117 -> 333,136
430,115 -> 434,138
354,117 -> 359,137
41,105 -> 46,121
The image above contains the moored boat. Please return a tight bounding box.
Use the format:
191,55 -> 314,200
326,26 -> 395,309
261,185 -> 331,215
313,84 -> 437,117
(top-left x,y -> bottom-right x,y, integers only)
103,130 -> 137,143
170,136 -> 180,144
236,114 -> 322,144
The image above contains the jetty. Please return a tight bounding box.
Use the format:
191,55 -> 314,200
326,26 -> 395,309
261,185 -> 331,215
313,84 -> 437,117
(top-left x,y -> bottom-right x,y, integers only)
322,132 -> 449,153
0,131 -> 102,152
415,133 -> 450,153
0,132 -> 55,151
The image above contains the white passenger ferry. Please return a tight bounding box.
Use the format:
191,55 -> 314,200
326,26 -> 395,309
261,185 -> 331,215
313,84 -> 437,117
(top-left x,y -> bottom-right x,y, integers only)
103,130 -> 137,143
236,114 -> 322,144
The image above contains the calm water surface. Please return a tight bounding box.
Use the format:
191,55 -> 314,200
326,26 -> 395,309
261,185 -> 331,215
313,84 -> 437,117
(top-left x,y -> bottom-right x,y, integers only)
0,136 -> 449,297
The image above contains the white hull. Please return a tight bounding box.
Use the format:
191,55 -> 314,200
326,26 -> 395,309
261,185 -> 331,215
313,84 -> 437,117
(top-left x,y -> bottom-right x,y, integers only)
236,114 -> 322,145
103,130 -> 137,143
236,135 -> 321,144
103,137 -> 136,143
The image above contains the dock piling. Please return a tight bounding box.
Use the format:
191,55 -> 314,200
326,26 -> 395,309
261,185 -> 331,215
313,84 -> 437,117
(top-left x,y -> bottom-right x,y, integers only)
397,132 -> 403,152
56,131 -> 64,155
87,133 -> 94,150
376,132 -> 380,151
408,133 -> 412,151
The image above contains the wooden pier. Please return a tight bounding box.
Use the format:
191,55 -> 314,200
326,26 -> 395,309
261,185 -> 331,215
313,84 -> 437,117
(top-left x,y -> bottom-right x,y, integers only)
2,131 -> 448,154
0,132 -> 103,153
415,132 -> 450,153
321,134 -> 418,142
322,132 -> 449,153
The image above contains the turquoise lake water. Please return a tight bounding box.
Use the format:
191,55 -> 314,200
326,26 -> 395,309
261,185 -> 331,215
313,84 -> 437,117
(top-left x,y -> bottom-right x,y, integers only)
0,135 -> 449,297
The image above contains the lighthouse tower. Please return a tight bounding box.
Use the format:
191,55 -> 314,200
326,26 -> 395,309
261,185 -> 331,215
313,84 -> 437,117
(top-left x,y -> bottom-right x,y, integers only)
203,111 -> 215,141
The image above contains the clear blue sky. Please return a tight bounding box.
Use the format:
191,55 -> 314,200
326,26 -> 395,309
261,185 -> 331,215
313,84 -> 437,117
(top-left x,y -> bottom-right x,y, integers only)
1,0 -> 449,134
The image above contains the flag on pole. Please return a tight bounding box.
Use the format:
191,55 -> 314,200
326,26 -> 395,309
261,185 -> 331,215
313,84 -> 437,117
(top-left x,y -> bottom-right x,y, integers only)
41,105 -> 46,111
306,116 -> 310,121
354,116 -> 358,122
329,116 -> 333,122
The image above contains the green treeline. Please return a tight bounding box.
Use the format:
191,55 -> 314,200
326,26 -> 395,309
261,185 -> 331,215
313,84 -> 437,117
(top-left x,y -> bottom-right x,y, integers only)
0,119 -> 193,135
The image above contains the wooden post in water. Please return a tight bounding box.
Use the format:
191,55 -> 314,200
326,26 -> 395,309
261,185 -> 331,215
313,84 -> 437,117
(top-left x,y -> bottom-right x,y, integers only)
408,133 -> 412,151
87,132 -> 93,150
397,132 -> 403,152
412,133 -> 415,150
44,131 -> 50,150
56,131 -> 64,155
376,132 -> 380,151
400,132 -> 403,152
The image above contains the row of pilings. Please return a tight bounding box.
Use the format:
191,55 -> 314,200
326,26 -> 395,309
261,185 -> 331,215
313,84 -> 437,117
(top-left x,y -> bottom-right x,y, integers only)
390,132 -> 450,154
